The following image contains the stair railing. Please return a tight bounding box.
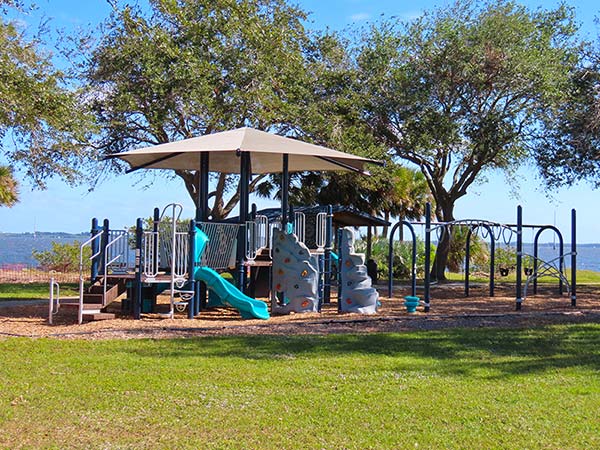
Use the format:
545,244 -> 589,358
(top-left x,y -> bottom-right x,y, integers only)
48,275 -> 60,325
159,203 -> 185,319
103,230 -> 130,306
79,231 -> 105,324
294,211 -> 306,243
316,212 -> 327,250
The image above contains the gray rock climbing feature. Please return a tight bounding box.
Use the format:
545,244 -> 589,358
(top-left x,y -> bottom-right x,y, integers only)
339,227 -> 379,314
271,228 -> 319,314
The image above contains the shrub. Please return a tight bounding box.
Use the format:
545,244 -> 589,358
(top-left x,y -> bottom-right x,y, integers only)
447,225 -> 490,273
33,241 -> 91,273
355,235 -> 435,280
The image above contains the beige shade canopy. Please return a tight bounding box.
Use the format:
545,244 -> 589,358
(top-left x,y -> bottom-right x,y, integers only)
105,127 -> 381,174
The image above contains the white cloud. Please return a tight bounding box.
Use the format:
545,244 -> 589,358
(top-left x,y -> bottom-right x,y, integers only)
349,12 -> 370,22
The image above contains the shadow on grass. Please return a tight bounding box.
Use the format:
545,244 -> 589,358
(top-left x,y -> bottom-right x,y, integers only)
124,324 -> 600,378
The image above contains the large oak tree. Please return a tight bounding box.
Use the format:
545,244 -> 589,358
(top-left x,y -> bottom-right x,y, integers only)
356,0 -> 583,279
86,0 -> 313,219
0,0 -> 94,206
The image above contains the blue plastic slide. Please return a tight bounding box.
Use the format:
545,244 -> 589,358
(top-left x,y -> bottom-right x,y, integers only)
194,266 -> 269,320
193,228 -> 269,320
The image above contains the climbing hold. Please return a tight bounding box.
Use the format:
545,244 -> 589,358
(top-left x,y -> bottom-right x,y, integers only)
294,284 -> 299,289
346,298 -> 352,304
301,300 -> 309,308
276,283 -> 281,290
280,234 -> 285,240
347,281 -> 353,286
278,269 -> 284,275
275,248 -> 280,253
301,270 -> 308,277
284,258 -> 290,263
345,260 -> 352,267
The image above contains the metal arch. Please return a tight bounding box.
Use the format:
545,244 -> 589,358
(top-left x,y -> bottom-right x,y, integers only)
532,225 -> 564,295
464,222 -> 496,298
388,220 -> 417,299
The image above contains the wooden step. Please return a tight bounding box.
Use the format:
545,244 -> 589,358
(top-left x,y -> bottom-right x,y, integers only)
83,293 -> 104,304
82,312 -> 116,321
88,285 -> 105,294
60,301 -> 104,311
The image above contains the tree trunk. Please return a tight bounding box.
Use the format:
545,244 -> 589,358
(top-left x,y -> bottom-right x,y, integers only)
431,198 -> 455,281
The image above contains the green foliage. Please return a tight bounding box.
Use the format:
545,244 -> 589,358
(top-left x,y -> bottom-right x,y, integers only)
355,235 -> 435,280
535,61 -> 600,188
1,326 -> 600,448
355,0 -> 583,278
85,0 -> 313,218
447,225 -> 489,273
0,5 -> 96,190
0,165 -> 18,206
32,241 -> 91,273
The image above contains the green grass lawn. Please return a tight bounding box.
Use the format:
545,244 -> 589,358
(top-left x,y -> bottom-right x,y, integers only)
1,325 -> 599,448
0,283 -> 79,300
445,269 -> 600,284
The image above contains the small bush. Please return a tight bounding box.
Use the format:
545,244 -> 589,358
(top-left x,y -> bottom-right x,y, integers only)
33,241 -> 91,273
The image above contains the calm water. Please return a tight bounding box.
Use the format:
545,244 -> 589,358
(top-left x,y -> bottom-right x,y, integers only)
1,233 -> 599,271
0,233 -> 88,266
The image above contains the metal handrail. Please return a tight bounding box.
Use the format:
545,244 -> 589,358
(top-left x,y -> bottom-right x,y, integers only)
316,212 -> 327,249
78,231 -> 104,324
294,211 -> 306,243
143,231 -> 159,278
102,231 -> 129,306
160,203 -> 184,319
48,276 -> 60,325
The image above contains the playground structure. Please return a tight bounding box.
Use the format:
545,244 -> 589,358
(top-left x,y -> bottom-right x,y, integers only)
388,203 -> 577,312
49,202 -> 382,323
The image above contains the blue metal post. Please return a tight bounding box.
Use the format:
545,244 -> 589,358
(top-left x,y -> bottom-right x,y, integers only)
424,203 -> 431,312
489,227 -> 495,297
188,220 -> 196,319
100,219 -> 109,276
134,218 -> 143,320
237,151 -> 250,292
337,227 -> 343,313
90,218 -> 100,281
571,209 -> 577,307
198,152 -> 209,310
281,154 -> 289,227
465,228 -> 472,297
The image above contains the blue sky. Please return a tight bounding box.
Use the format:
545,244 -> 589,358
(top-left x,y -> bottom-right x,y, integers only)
1,0 -> 599,242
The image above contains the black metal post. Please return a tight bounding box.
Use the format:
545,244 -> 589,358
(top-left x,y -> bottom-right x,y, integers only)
571,209 -> 577,307
134,218 -> 143,320
489,226 -> 495,297
90,218 -> 99,281
100,219 -> 109,276
188,219 -> 196,319
465,228 -> 472,297
281,154 -> 289,228
516,205 -> 523,310
197,153 -> 210,309
424,203 -> 431,312
337,227 -> 343,313
237,151 -> 250,292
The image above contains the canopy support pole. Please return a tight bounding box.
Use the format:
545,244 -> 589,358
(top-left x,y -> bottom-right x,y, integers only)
281,154 -> 290,229
237,151 -> 251,292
